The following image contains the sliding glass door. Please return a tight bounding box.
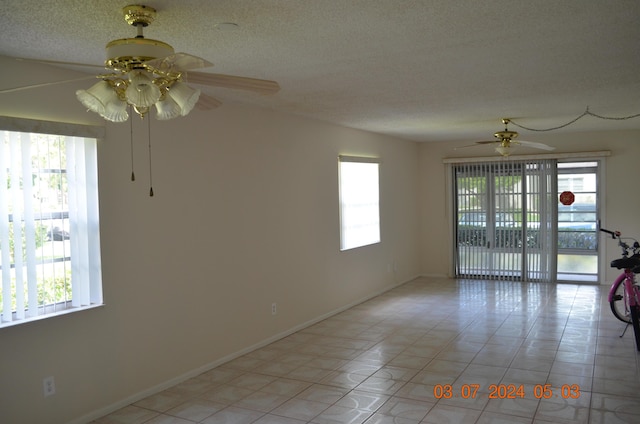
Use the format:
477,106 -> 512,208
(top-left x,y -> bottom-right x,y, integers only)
454,160 -> 556,282
557,162 -> 599,282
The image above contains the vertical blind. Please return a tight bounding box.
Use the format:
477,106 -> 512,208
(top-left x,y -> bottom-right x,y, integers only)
454,159 -> 556,282
0,125 -> 102,326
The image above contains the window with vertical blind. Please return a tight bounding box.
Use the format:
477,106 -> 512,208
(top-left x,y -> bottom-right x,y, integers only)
0,118 -> 103,327
453,159 -> 556,282
338,155 -> 381,251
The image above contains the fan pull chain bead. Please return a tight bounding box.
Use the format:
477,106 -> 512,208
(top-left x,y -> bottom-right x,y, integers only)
148,117 -> 154,197
130,105 -> 136,181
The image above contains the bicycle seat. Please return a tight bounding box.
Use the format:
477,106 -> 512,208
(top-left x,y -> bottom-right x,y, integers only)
611,255 -> 640,270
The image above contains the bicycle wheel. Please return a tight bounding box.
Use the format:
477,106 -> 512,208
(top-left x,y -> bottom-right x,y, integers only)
610,280 -> 632,323
630,304 -> 640,352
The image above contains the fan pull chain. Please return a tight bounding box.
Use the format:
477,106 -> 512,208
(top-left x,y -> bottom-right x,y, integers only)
147,117 -> 154,197
130,105 -> 136,181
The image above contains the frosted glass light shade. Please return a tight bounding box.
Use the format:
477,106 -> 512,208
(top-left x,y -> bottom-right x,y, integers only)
125,71 -> 161,108
76,73 -> 201,121
155,96 -> 181,120
167,82 -> 200,116
495,145 -> 512,156
101,100 -> 129,122
76,81 -> 118,115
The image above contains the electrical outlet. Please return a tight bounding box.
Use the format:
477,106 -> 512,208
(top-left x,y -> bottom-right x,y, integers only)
43,376 -> 56,397
271,302 -> 277,315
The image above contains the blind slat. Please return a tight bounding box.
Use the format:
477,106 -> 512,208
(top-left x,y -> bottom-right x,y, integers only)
10,133 -> 25,319
22,132 -> 38,317
0,138 -> 11,322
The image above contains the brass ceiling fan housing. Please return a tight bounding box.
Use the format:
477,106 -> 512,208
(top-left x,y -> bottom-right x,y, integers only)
494,118 -> 518,143
105,5 -> 176,73
458,118 -> 555,157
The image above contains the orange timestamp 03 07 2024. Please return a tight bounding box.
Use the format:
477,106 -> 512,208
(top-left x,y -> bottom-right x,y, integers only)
433,383 -> 581,400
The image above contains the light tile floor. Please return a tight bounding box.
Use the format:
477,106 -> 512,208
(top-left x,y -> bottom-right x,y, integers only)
94,277 -> 640,424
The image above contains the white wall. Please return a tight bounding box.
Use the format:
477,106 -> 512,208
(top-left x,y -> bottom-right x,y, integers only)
0,58 -> 421,423
418,130 -> 640,282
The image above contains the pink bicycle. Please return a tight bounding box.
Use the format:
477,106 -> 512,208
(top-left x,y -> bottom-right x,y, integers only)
600,227 -> 640,351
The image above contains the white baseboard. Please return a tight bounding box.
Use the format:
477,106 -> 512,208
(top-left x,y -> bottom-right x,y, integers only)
69,275 -> 417,424
419,273 -> 450,279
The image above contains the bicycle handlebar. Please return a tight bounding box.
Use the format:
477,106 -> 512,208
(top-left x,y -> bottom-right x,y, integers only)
600,225 -> 640,257
599,227 -> 620,239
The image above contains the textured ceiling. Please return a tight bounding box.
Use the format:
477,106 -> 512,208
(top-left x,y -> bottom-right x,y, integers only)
1,0 -> 639,144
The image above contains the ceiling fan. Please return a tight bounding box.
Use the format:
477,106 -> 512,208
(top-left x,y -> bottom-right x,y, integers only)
465,118 -> 555,156
1,4 -> 280,122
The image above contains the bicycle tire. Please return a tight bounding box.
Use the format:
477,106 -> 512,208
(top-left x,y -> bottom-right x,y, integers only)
610,280 -> 632,323
630,304 -> 640,352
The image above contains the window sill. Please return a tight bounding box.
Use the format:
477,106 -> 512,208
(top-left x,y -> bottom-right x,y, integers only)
0,303 -> 105,329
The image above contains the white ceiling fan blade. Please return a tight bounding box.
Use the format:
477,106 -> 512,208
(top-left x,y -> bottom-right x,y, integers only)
13,57 -> 106,69
185,71 -> 280,94
145,53 -> 213,72
454,143 -> 486,150
196,93 -> 223,110
0,75 -> 99,94
514,140 -> 555,151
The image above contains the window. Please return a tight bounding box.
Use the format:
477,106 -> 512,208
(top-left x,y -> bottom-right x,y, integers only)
338,156 -> 381,250
0,118 -> 103,327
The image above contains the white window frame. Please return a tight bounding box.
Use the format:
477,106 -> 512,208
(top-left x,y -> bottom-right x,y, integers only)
338,155 -> 381,251
0,117 -> 104,328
